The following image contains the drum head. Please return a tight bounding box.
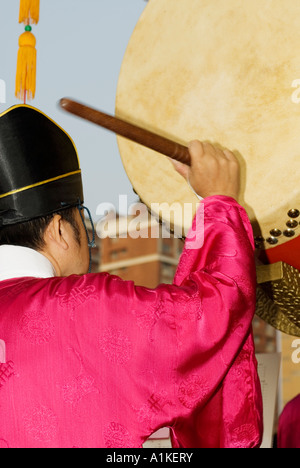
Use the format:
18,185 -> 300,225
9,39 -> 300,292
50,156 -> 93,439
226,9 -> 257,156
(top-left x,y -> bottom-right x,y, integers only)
116,0 -> 300,246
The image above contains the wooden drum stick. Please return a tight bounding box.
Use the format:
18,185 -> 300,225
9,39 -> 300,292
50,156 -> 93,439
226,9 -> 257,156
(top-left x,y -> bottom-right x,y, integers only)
59,98 -> 191,166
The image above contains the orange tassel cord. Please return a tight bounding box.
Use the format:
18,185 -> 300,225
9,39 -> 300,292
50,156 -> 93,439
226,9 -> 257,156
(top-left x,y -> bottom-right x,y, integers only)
19,0 -> 40,25
16,0 -> 40,102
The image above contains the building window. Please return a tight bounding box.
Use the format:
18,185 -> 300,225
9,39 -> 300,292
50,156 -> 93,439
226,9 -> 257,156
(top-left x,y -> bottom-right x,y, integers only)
161,263 -> 175,281
110,251 -> 119,260
162,242 -> 172,255
110,248 -> 128,260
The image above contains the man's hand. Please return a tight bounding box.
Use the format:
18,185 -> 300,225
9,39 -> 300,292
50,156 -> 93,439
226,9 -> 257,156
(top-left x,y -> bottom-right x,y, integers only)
172,140 -> 240,201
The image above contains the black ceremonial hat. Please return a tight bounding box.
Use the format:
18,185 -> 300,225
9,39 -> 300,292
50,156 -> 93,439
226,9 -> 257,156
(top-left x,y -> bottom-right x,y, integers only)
0,105 -> 83,227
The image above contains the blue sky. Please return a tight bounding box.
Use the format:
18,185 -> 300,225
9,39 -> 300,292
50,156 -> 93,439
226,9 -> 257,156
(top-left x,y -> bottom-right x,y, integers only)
0,0 -> 147,216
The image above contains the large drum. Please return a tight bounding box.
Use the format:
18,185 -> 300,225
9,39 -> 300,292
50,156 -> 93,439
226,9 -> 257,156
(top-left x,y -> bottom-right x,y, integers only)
116,0 -> 300,269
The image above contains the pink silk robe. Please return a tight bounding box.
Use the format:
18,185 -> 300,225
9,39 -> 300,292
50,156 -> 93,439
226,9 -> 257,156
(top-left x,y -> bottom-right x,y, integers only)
0,196 -> 263,448
277,394 -> 300,448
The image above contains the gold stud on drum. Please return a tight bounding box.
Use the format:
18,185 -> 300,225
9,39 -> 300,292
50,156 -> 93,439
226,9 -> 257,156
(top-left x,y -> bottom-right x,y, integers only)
287,220 -> 298,229
288,209 -> 300,219
283,229 -> 296,238
270,229 -> 282,237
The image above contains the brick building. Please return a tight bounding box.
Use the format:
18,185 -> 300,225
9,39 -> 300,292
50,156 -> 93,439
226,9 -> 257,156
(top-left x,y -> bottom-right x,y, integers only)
95,207 -> 183,287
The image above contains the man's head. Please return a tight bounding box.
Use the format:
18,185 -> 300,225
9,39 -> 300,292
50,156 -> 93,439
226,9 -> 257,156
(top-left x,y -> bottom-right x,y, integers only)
0,207 -> 90,276
0,105 -> 90,275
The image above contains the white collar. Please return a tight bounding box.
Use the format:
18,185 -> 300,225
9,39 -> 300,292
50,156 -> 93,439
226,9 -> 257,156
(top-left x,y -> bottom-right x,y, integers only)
0,245 -> 56,281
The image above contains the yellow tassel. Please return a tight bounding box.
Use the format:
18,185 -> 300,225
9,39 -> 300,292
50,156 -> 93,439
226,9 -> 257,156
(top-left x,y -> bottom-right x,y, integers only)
15,30 -> 37,102
19,0 -> 40,25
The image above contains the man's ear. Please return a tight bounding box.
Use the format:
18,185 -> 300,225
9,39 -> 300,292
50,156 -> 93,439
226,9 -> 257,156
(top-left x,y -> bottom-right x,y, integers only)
44,215 -> 69,250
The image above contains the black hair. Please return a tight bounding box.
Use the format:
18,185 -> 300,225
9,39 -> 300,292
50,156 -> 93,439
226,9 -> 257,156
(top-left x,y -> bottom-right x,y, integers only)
0,207 -> 81,250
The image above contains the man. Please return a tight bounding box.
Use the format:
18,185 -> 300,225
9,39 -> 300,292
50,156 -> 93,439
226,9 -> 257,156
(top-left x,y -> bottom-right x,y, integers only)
0,105 -> 263,448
